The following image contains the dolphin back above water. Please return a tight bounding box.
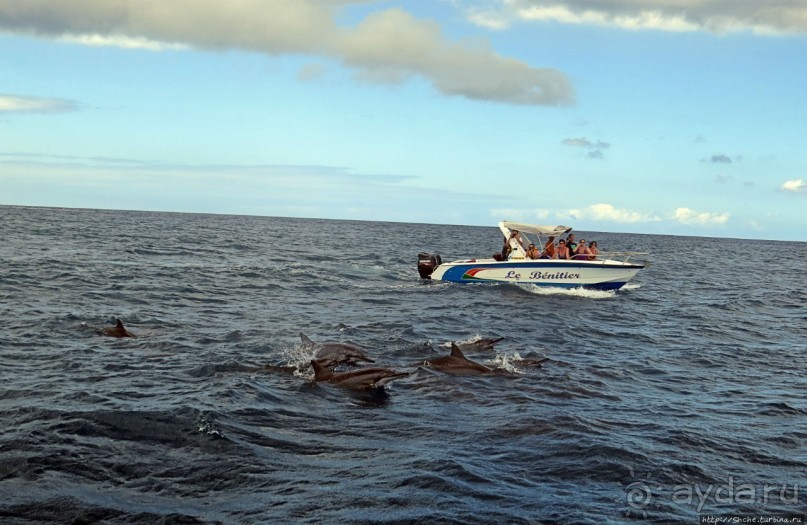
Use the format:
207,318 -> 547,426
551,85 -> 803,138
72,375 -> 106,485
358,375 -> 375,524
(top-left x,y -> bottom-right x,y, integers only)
300,333 -> 375,369
104,319 -> 135,337
310,360 -> 409,390
425,343 -> 494,375
513,357 -> 550,368
81,318 -> 135,337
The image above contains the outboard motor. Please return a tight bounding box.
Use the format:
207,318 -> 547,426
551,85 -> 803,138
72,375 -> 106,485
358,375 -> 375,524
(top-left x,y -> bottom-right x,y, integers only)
417,252 -> 442,279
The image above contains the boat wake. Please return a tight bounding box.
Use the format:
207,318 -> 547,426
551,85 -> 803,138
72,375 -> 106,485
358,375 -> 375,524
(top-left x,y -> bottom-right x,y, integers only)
519,284 -> 624,299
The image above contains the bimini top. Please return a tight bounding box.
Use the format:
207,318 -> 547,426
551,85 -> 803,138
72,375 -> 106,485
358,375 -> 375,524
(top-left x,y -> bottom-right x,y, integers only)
499,221 -> 571,237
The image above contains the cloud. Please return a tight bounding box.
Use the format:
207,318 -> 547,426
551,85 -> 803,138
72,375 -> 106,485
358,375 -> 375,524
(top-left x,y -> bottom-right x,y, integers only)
0,152 -> 516,224
0,151 -> 420,186
562,137 -> 609,149
466,0 -> 807,35
0,0 -> 574,106
463,4 -> 512,30
780,179 -> 805,193
493,203 -> 660,224
0,94 -> 77,113
710,154 -> 732,164
59,34 -> 187,51
672,207 -> 730,226
572,203 -> 659,223
493,203 -> 732,229
297,63 -> 328,83
562,136 -> 609,159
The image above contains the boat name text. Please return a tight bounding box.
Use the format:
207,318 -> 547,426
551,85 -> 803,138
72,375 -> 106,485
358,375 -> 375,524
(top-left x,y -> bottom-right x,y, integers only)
505,270 -> 581,280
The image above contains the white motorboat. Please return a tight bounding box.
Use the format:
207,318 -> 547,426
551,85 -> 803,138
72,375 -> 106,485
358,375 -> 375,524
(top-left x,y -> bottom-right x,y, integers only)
417,221 -> 646,291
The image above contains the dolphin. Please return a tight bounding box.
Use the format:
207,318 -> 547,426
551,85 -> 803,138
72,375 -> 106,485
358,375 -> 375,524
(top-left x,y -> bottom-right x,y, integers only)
310,359 -> 409,390
456,337 -> 504,353
104,319 -> 135,337
300,333 -> 375,369
424,343 -> 494,375
513,357 -> 550,368
99,319 -> 135,338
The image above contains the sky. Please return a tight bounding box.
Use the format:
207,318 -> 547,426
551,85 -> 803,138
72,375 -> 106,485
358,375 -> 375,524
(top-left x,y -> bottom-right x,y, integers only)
1,0 -> 805,241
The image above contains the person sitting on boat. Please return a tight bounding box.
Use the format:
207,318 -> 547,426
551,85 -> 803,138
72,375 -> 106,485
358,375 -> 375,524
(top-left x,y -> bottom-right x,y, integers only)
555,239 -> 571,259
502,229 -> 526,260
565,233 -> 578,255
501,237 -> 512,260
588,241 -> 599,260
573,239 -> 592,260
540,236 -> 556,259
526,243 -> 539,259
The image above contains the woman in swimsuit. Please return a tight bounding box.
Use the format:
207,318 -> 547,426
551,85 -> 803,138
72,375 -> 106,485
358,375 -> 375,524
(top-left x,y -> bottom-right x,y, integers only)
574,239 -> 592,260
556,239 -> 571,260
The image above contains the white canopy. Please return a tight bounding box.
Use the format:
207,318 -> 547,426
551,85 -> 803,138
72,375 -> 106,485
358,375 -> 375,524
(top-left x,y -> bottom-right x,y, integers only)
499,221 -> 571,237
498,221 -> 572,259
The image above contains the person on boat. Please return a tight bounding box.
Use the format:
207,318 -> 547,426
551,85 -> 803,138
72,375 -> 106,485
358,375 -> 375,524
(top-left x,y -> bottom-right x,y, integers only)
555,239 -> 571,260
512,230 -> 527,249
573,239 -> 592,260
502,229 -> 526,260
565,233 -> 578,255
501,237 -> 513,260
526,243 -> 539,259
494,239 -> 513,261
588,241 -> 599,260
540,236 -> 556,259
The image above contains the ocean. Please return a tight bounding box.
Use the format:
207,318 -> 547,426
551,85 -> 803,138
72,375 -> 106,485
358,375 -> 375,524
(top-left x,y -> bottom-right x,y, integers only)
0,205 -> 804,524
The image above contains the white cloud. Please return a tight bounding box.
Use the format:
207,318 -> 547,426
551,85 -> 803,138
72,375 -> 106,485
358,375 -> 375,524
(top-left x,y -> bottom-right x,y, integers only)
493,203 -> 660,224
466,7 -> 511,30
494,203 -> 736,229
585,203 -> 657,223
562,203 -> 659,223
59,34 -> 187,51
513,3 -> 699,32
465,0 -> 807,34
0,0 -> 574,106
672,207 -> 730,226
780,179 -> 805,193
0,94 -> 77,113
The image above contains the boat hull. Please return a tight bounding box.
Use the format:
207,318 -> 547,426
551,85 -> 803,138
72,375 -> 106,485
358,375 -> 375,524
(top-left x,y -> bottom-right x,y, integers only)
429,259 -> 643,290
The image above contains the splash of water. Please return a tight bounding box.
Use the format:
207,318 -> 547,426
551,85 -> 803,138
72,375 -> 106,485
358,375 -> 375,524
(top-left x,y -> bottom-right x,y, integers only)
520,284 -> 622,299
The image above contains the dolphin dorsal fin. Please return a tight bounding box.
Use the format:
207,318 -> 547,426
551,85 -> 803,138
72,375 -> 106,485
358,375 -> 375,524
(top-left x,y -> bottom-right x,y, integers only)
310,359 -> 332,381
450,343 -> 466,358
116,319 -> 124,329
300,333 -> 315,346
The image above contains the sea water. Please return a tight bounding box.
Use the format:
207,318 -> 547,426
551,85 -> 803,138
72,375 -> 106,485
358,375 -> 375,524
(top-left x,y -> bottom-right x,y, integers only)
0,206 -> 805,524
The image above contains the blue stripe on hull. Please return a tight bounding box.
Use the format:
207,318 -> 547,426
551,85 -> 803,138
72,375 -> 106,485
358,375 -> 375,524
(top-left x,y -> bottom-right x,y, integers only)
450,280 -> 628,291
435,261 -> 640,290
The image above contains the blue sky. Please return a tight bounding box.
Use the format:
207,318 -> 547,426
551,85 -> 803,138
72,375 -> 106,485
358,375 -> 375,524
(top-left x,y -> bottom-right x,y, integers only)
1,0 -> 805,240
